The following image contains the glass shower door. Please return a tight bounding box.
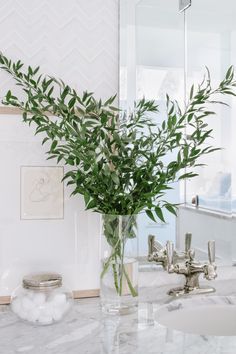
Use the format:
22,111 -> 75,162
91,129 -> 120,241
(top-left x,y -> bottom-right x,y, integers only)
185,0 -> 236,215
120,0 -> 185,257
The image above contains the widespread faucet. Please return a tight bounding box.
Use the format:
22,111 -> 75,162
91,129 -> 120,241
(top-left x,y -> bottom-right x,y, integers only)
148,232 -> 192,270
148,233 -> 217,296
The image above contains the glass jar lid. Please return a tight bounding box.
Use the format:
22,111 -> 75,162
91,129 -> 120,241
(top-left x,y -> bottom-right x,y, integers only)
23,272 -> 62,290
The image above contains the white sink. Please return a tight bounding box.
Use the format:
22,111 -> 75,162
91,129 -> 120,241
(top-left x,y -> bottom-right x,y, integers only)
155,296 -> 236,336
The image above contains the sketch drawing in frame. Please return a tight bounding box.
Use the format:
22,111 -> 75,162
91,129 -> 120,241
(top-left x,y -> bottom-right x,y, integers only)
21,166 -> 64,220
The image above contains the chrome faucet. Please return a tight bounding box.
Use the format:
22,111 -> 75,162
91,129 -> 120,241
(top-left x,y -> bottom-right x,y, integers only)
166,239 -> 217,296
148,233 -> 217,296
148,233 -> 192,270
148,235 -> 168,269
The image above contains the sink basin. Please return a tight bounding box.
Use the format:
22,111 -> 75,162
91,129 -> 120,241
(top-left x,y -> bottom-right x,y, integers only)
155,296 -> 236,336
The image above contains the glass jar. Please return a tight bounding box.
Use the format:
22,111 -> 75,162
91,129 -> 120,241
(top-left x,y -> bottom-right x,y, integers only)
11,272 -> 73,325
100,214 -> 139,315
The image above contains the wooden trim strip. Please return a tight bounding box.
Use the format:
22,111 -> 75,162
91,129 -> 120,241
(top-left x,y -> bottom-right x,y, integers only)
0,106 -> 54,116
0,106 -> 21,115
0,296 -> 10,305
0,289 -> 100,305
73,289 -> 100,299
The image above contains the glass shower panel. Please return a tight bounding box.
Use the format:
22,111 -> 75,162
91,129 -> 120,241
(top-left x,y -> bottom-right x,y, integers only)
120,0 -> 185,256
185,0 -> 236,214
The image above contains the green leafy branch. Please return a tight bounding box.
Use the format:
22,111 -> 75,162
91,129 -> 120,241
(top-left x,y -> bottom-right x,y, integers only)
0,53 -> 236,223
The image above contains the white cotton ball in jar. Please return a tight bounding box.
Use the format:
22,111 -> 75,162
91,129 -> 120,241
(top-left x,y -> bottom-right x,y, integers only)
26,291 -> 35,300
27,307 -> 41,322
26,308 -> 41,323
40,302 -> 54,319
52,303 -> 70,322
33,292 -> 46,306
17,308 -> 29,321
21,296 -> 35,312
11,298 -> 22,315
51,293 -> 67,306
11,272 -> 73,325
52,307 -> 63,322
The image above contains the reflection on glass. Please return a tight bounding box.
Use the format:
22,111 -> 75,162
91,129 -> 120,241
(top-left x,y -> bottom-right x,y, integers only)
119,0 -> 184,253
120,0 -> 236,259
185,0 -> 236,214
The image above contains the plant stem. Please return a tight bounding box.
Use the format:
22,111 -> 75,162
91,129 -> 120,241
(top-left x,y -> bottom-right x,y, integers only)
102,214 -> 138,298
123,267 -> 138,297
112,261 -> 119,294
118,224 -> 125,296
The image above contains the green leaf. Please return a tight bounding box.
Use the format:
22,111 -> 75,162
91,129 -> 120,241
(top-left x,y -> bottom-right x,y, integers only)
154,206 -> 165,222
6,90 -> 11,100
178,172 -> 198,180
111,173 -> 119,185
68,97 -> 76,109
84,193 -> 90,206
51,140 -> 57,151
226,65 -> 234,80
42,137 -> 49,145
86,198 -> 97,209
190,84 -> 194,99
165,204 -> 177,216
146,210 -> 156,222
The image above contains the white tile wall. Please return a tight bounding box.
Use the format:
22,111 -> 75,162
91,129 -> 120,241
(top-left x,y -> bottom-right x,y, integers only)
0,0 -> 119,295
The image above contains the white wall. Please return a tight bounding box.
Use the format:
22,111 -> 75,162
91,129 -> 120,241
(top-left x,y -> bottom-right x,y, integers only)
0,0 -> 119,295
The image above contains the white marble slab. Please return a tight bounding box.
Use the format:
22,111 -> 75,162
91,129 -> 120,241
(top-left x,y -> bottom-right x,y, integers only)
1,273 -> 236,354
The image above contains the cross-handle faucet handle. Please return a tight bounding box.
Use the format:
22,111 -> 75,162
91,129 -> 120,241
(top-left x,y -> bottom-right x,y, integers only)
204,240 -> 217,281
166,241 -> 174,272
148,235 -> 155,256
185,233 -> 192,253
148,235 -> 163,254
208,240 -> 215,264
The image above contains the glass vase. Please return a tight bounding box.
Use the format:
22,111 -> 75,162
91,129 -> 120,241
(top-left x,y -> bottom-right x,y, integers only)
100,214 -> 138,315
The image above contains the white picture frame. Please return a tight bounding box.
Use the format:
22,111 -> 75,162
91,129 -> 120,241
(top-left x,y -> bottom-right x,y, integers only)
20,166 -> 64,220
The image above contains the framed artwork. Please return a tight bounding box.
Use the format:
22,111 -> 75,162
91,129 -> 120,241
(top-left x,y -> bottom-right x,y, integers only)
20,166 -> 64,220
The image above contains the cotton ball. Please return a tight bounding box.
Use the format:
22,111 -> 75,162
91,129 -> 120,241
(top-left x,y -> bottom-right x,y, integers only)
52,301 -> 70,322
27,308 -> 41,323
17,308 -> 29,321
51,293 -> 66,306
21,296 -> 35,311
33,292 -> 46,306
11,298 -> 21,315
52,308 -> 63,322
40,302 -> 54,318
27,291 -> 35,300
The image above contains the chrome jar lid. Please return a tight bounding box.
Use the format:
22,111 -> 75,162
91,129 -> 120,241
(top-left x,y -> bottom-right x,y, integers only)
23,272 -> 62,290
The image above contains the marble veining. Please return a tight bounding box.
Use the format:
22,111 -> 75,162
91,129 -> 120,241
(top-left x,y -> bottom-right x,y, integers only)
0,297 -> 235,354
1,269 -> 236,353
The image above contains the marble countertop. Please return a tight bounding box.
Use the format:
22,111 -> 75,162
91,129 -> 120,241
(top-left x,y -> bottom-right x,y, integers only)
1,266 -> 236,354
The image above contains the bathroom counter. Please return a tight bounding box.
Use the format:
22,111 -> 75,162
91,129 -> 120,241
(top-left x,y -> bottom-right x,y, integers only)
1,268 -> 236,354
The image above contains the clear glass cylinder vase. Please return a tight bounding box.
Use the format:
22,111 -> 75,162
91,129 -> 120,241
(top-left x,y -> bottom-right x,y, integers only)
100,214 -> 138,315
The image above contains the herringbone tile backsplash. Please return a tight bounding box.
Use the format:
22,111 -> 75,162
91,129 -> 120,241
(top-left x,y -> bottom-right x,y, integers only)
0,0 -> 119,294
0,0 -> 119,101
